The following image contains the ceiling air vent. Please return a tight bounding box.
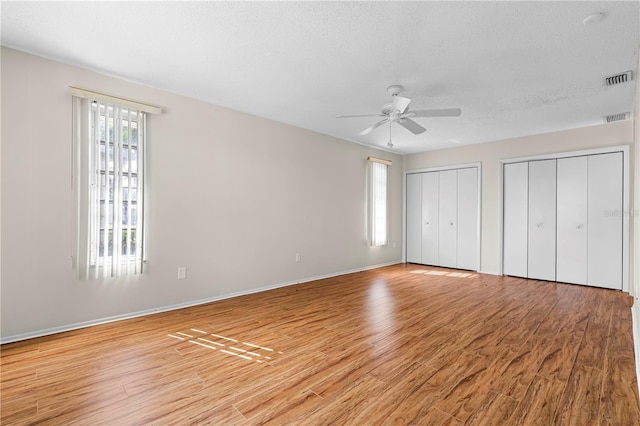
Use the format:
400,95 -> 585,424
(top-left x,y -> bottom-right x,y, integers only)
604,112 -> 631,123
604,71 -> 633,86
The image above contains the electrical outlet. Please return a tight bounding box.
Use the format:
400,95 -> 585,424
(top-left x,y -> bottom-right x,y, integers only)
295,253 -> 301,263
177,267 -> 187,280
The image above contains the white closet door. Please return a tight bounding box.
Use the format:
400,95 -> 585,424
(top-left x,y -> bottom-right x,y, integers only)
406,173 -> 422,263
587,152 -> 623,289
528,160 -> 556,281
421,172 -> 440,265
503,162 -> 528,277
456,168 -> 478,270
438,170 -> 457,268
557,156 -> 588,285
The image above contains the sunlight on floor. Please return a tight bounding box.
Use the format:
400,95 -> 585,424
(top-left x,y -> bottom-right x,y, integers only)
167,328 -> 283,363
410,269 -> 476,278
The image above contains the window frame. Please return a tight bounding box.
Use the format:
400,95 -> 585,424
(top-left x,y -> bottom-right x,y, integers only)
72,90 -> 160,279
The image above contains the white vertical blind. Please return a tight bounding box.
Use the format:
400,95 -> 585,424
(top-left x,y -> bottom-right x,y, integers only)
135,110 -> 145,274
72,88 -> 154,280
84,100 -> 145,278
370,161 -> 388,246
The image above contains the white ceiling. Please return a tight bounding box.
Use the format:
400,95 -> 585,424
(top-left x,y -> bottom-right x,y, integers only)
2,1 -> 638,154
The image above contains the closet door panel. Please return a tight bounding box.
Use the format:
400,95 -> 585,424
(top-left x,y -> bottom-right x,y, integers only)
587,153 -> 623,289
406,173 -> 422,264
421,172 -> 440,265
503,162 -> 528,277
527,160 -> 557,281
438,170 -> 457,268
556,157 -> 588,285
457,168 -> 478,270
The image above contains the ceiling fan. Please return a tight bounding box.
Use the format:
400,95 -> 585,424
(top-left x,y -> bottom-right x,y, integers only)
336,84 -> 462,138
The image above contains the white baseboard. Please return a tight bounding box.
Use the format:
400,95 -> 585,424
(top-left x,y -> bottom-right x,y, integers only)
479,269 -> 501,276
0,261 -> 401,344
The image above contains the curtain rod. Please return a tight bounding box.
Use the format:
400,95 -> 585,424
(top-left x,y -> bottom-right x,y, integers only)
367,156 -> 392,166
68,86 -> 162,115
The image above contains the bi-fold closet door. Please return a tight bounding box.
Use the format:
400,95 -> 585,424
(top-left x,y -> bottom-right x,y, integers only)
438,170 -> 458,268
503,160 -> 556,281
421,172 -> 440,265
528,160 -> 557,281
556,153 -> 623,288
503,162 -> 529,277
556,157 -> 587,284
406,167 -> 478,270
503,152 -> 623,290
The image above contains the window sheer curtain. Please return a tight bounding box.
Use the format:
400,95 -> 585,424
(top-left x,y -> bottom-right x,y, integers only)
72,96 -> 146,279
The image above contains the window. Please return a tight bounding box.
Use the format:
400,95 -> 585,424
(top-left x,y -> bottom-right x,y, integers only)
368,157 -> 391,246
89,102 -> 144,275
71,87 -> 160,279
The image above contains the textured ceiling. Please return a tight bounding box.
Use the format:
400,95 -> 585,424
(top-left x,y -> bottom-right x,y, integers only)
2,1 -> 638,154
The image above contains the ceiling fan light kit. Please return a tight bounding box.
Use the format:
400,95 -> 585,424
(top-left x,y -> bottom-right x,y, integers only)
337,84 -> 462,147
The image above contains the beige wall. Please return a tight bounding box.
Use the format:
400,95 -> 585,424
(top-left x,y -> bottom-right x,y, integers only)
404,120 -> 634,275
1,45 -> 636,343
0,48 -> 403,341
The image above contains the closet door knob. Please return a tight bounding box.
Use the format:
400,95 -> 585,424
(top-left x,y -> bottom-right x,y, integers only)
576,224 -> 584,229
450,222 -> 454,226
537,222 -> 543,228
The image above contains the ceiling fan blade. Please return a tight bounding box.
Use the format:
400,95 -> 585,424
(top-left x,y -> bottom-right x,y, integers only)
336,113 -> 383,118
406,108 -> 462,118
398,118 -> 427,135
392,96 -> 411,113
360,118 -> 389,135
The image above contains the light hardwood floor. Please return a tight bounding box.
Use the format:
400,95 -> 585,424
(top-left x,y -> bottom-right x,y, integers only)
2,264 -> 639,425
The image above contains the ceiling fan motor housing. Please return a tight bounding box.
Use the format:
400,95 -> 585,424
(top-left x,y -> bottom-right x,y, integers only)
381,101 -> 395,115
387,84 -> 404,97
